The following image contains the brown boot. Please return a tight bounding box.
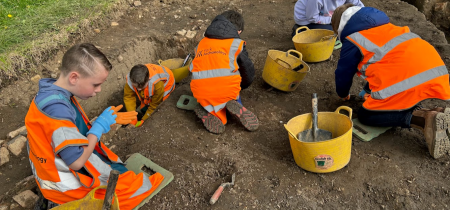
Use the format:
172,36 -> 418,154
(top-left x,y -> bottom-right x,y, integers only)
411,109 -> 449,159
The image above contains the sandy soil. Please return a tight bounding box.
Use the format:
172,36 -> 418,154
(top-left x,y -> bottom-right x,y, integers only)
1,0 -> 450,209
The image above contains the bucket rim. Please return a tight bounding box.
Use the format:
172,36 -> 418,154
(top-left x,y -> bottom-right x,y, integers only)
285,108 -> 353,143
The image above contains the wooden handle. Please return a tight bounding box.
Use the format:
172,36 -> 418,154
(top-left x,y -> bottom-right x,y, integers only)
209,185 -> 225,205
102,170 -> 120,210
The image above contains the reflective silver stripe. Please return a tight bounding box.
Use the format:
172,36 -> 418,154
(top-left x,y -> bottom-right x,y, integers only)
130,174 -> 153,198
147,66 -> 171,97
86,154 -> 112,186
29,142 -> 83,192
192,68 -> 240,80
371,66 -> 448,99
164,81 -> 175,97
191,38 -> 243,80
203,102 -> 227,113
228,39 -> 243,70
126,73 -> 134,89
52,127 -> 88,153
348,32 -> 420,77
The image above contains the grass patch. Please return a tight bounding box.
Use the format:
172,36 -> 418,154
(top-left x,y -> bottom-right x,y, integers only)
0,0 -> 123,74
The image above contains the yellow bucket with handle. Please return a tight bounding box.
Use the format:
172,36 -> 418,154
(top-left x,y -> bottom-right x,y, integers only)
262,49 -> 310,92
51,186 -> 120,210
292,26 -> 337,62
284,106 -> 353,173
158,57 -> 192,83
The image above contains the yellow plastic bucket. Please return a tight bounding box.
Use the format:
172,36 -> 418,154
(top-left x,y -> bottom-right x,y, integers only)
292,26 -> 337,62
262,49 -> 310,92
284,106 -> 353,173
158,58 -> 192,83
52,186 -> 120,210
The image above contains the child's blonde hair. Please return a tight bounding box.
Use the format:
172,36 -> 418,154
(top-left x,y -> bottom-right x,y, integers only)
331,3 -> 355,34
60,43 -> 112,76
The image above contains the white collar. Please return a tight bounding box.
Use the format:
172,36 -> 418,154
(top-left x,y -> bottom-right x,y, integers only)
338,6 -> 362,40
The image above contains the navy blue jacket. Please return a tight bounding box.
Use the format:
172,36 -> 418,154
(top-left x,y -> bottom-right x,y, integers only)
335,7 -> 390,98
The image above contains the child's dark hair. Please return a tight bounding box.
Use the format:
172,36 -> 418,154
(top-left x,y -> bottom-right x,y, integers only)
130,64 -> 149,89
221,10 -> 244,32
61,43 -> 112,76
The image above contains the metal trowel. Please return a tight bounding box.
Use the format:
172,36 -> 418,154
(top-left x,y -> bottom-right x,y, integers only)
298,93 -> 332,142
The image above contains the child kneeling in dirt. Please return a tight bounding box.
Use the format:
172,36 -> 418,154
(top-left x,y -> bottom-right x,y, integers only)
124,63 -> 175,127
190,10 -> 258,134
25,43 -> 164,210
332,4 -> 450,159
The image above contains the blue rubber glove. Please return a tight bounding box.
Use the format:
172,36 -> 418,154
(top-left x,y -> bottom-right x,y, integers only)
359,90 -> 367,98
86,107 -> 117,141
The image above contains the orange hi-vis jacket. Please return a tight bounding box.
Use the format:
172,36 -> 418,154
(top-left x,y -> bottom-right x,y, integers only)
346,23 -> 450,111
25,97 -> 164,210
190,37 -> 245,124
126,64 -> 175,109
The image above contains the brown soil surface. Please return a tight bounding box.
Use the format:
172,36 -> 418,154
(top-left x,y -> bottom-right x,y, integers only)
1,0 -> 450,209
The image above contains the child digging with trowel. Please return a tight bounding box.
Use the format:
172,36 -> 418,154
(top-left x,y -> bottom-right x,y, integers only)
26,43 -> 165,210
123,63 -> 176,127
332,4 -> 450,159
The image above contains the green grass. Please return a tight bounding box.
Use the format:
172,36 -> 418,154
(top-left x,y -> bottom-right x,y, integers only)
0,0 -> 117,54
0,0 -> 119,73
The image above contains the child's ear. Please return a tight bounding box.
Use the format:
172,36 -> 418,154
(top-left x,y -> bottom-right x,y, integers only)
68,71 -> 80,85
238,30 -> 242,35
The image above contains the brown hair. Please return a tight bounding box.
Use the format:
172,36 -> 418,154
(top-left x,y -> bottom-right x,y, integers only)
60,43 -> 112,76
331,3 -> 355,34
129,64 -> 149,89
221,10 -> 244,32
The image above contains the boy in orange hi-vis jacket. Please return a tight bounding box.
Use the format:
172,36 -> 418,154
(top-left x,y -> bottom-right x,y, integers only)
25,43 -> 164,210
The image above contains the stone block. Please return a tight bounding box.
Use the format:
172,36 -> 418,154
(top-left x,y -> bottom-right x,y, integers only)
7,126 -> 26,139
13,190 -> 39,208
0,147 -> 9,166
185,30 -> 197,39
30,75 -> 41,84
7,136 -> 27,156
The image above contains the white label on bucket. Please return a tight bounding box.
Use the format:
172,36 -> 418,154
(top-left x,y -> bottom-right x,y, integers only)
314,155 -> 334,169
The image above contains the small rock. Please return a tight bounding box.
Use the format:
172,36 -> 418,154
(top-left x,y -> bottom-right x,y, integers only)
13,190 -> 39,208
174,15 -> 180,19
30,75 -> 41,84
7,136 -> 27,156
10,203 -> 18,209
118,55 -> 124,62
51,73 -> 58,79
177,29 -> 187,36
184,6 -> 192,11
133,1 -> 141,6
7,126 -> 26,139
0,147 -> 10,166
0,140 -> 4,146
94,29 -> 101,33
160,21 -> 164,25
109,145 -> 117,151
185,30 -> 197,39
0,204 -> 8,210
111,22 -> 119,27
151,17 -> 156,20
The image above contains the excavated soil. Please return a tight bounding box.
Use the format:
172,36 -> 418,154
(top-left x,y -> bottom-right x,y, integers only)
1,0 -> 450,209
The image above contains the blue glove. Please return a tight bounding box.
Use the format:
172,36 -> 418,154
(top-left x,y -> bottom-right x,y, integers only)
359,90 -> 367,98
86,107 -> 117,141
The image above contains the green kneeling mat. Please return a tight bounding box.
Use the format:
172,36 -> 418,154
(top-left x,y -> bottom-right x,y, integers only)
125,153 -> 174,210
176,95 -> 198,111
352,118 -> 392,142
